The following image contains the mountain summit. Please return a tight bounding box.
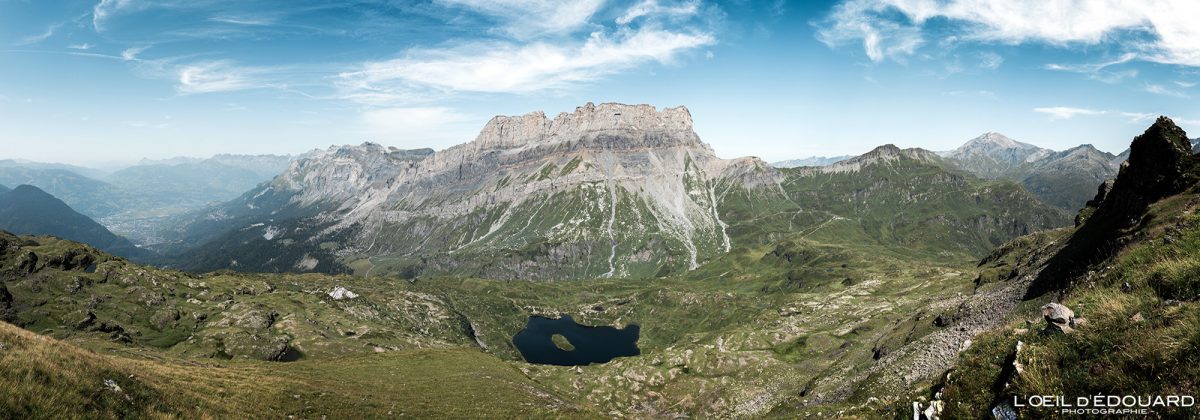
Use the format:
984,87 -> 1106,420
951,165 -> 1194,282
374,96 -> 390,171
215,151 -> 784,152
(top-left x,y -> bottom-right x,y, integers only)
943,132 -> 1052,178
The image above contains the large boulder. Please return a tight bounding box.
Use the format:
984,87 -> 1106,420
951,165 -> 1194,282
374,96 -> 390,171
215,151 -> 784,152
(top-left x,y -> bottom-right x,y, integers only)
1041,303 -> 1075,333
222,333 -> 292,361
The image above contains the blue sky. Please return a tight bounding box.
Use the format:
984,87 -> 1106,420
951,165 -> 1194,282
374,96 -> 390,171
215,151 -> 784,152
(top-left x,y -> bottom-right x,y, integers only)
1,0 -> 1198,166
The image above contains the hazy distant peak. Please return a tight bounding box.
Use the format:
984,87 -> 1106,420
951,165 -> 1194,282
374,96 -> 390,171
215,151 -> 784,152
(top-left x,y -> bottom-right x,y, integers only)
955,132 -> 1040,153
770,155 -> 852,168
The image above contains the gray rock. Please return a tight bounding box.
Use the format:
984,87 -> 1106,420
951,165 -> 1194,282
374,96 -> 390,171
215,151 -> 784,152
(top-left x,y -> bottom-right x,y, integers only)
1041,302 -> 1075,333
991,401 -> 1017,420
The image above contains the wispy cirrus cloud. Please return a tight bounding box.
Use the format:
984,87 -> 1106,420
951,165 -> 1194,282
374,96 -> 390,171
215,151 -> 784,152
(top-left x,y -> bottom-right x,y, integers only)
1033,106 -> 1107,120
120,46 -> 149,61
337,27 -> 714,103
435,0 -> 605,38
977,52 -> 1003,70
17,23 -> 62,46
617,0 -> 701,25
1034,107 -> 1168,124
817,0 -> 1200,67
174,60 -> 288,94
1145,83 -> 1190,98
1044,53 -> 1140,83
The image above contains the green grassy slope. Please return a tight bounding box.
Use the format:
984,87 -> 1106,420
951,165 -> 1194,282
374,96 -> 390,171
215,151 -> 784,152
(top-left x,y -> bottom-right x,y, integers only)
0,321 -> 590,419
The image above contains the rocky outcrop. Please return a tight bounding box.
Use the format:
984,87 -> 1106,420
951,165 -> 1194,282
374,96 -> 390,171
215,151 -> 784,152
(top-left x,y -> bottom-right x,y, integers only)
1028,116 -> 1198,297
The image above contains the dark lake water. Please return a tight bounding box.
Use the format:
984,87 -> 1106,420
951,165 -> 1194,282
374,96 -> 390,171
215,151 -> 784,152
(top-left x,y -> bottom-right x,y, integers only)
512,315 -> 640,366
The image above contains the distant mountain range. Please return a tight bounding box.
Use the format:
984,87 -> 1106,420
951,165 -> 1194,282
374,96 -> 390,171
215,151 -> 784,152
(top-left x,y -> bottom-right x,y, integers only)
0,155 -> 292,245
771,155 -> 852,168
0,185 -> 145,258
939,132 -> 1122,211
0,163 -> 129,218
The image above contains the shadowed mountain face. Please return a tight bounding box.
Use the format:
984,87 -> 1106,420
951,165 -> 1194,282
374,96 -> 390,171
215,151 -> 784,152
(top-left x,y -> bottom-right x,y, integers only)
943,132 -> 1121,211
0,185 -> 145,258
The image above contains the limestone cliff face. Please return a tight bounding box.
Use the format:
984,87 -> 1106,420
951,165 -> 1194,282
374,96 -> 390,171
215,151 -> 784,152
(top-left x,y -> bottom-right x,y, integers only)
193,103 -> 781,279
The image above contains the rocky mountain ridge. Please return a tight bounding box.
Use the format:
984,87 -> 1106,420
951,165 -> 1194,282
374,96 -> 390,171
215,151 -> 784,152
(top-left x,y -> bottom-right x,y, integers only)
794,144 -> 944,175
168,103 -> 781,279
942,132 -> 1123,211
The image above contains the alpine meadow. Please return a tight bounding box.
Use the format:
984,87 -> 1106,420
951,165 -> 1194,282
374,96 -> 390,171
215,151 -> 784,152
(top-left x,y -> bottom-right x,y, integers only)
1,1 -> 1199,419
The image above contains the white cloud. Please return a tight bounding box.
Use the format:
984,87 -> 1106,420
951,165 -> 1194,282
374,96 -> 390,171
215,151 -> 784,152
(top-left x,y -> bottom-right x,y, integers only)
1176,80 -> 1197,88
92,0 -> 141,31
1033,106 -> 1106,120
436,0 -> 605,38
121,46 -> 148,61
817,0 -> 922,62
175,60 -> 275,94
67,43 -> 93,50
1145,83 -> 1190,98
617,0 -> 701,25
819,0 -> 1200,67
338,27 -> 714,102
